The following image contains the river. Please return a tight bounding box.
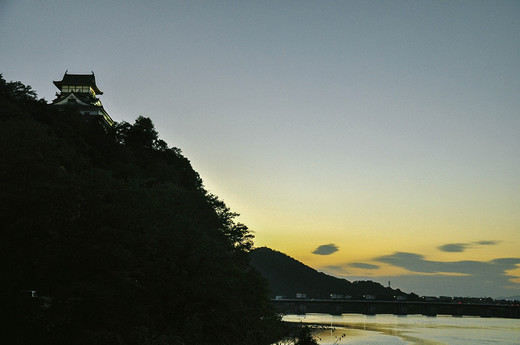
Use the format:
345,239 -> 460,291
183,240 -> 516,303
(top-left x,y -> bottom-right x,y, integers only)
283,313 -> 520,344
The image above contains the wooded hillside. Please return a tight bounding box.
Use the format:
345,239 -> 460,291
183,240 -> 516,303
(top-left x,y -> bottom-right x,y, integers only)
0,75 -> 281,345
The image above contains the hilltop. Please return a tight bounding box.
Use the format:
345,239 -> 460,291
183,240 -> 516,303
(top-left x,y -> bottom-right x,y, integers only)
251,247 -> 415,300
0,75 -> 282,345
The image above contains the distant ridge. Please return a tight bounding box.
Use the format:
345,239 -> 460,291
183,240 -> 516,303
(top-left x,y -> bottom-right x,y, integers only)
250,247 -> 413,300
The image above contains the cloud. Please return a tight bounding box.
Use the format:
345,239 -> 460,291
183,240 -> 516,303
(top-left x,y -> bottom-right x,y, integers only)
377,252 -> 441,273
321,249 -> 520,297
320,262 -> 380,277
323,265 -> 346,271
345,273 -> 520,298
491,258 -> 520,265
321,265 -> 349,275
370,252 -> 520,297
438,240 -> 501,253
312,244 -> 339,255
475,240 -> 501,246
375,251 -> 520,276
349,262 -> 380,270
438,243 -> 470,252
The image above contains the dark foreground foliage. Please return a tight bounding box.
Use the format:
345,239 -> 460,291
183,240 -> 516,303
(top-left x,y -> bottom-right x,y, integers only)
0,75 -> 283,345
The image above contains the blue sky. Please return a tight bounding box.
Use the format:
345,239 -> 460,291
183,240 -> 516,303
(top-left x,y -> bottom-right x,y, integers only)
1,0 -> 519,297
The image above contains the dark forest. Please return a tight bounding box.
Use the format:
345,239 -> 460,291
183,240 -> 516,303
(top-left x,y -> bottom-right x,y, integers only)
0,75 -> 284,345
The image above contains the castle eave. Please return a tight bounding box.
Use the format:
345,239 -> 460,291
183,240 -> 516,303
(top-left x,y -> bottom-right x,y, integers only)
53,72 -> 103,94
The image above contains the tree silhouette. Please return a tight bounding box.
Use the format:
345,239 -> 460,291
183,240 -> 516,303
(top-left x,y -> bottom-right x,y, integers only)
0,74 -> 38,101
115,115 -> 168,150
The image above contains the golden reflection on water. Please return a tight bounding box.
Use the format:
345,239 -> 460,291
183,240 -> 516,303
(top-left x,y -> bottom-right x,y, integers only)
313,323 -> 444,345
283,313 -> 520,345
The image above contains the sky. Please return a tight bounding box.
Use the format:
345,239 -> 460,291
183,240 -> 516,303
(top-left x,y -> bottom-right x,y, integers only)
1,0 -> 519,298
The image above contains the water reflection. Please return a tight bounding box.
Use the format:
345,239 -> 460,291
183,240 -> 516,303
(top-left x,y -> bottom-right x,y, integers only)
283,313 -> 520,345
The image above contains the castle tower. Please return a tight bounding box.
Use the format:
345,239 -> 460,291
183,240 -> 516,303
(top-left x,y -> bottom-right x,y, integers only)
52,71 -> 114,127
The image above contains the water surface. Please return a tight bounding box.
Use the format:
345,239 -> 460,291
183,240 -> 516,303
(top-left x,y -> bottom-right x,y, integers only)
283,313 -> 520,344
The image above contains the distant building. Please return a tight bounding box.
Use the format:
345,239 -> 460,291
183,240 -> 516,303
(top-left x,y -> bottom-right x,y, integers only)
52,71 -> 114,127
330,294 -> 352,300
423,296 -> 438,302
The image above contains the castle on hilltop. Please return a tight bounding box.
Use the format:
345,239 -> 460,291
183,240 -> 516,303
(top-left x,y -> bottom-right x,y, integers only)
51,72 -> 114,127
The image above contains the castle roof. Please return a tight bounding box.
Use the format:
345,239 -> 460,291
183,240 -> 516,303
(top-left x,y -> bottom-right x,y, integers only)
53,72 -> 103,94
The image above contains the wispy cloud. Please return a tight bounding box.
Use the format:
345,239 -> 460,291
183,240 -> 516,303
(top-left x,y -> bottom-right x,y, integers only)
375,252 -> 520,277
475,240 -> 501,246
312,244 -> 339,255
330,241 -> 516,296
343,272 -> 520,298
323,249 -> 520,296
371,252 -> 520,296
321,262 -> 379,276
349,262 -> 379,270
438,240 -> 502,253
323,265 -> 346,271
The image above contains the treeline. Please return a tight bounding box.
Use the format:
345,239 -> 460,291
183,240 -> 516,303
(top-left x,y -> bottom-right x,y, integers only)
0,75 -> 283,345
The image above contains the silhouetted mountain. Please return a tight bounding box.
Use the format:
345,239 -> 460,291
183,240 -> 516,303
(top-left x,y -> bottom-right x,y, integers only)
250,247 -> 414,300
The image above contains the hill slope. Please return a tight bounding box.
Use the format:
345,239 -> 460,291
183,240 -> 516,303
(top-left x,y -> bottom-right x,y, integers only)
251,247 -> 413,300
0,75 -> 281,345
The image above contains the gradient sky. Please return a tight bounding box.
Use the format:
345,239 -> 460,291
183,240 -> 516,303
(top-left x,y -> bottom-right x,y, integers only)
1,0 -> 519,298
